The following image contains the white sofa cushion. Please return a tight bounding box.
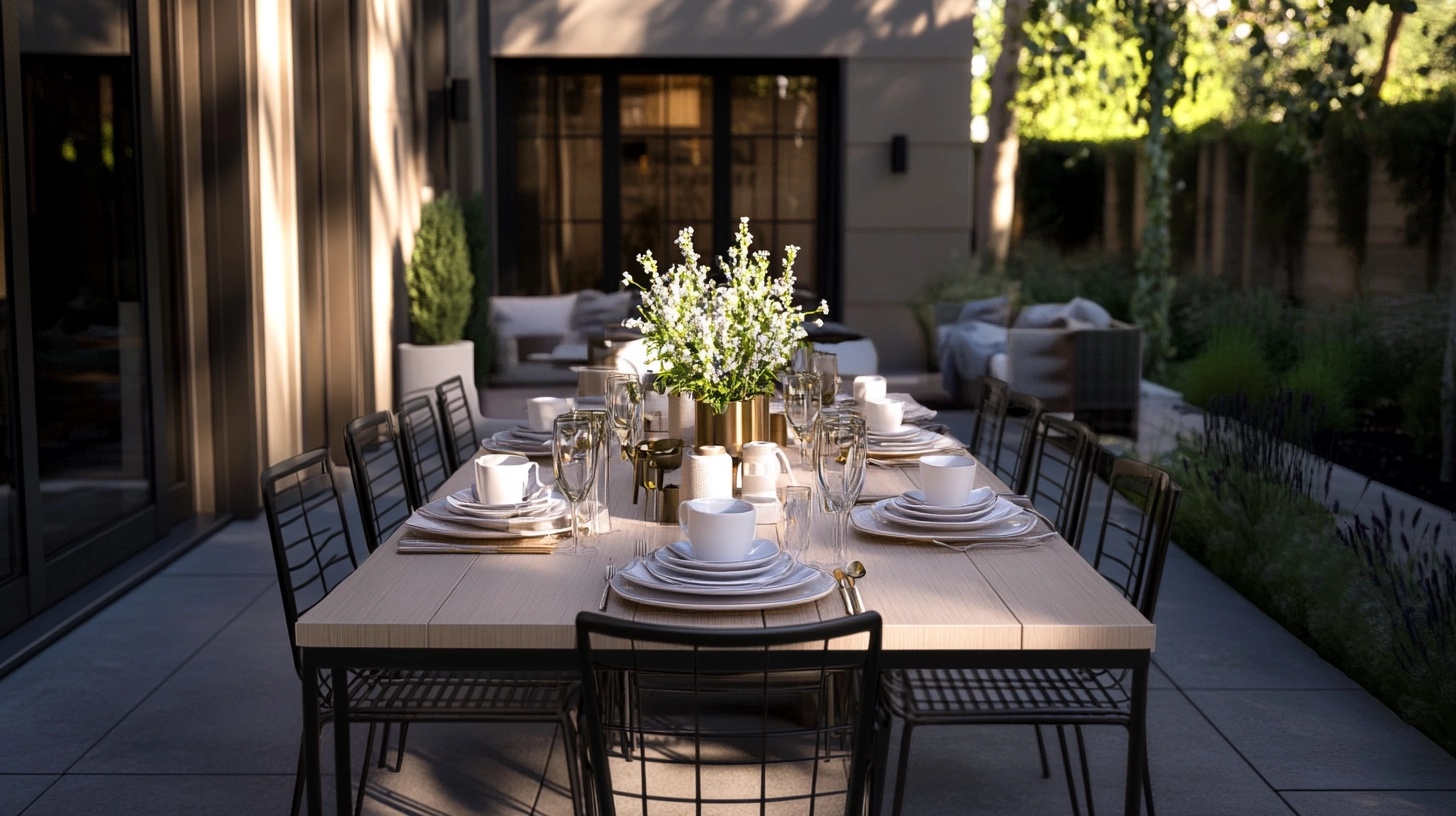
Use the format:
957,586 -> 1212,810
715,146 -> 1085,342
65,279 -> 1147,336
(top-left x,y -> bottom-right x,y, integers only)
570,289 -> 636,333
491,293 -> 578,339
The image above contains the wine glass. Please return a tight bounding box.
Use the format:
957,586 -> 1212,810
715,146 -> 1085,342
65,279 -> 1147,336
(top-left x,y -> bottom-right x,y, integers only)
809,351 -> 840,406
605,373 -> 643,460
783,371 -> 822,466
814,413 -> 867,569
552,412 -> 601,555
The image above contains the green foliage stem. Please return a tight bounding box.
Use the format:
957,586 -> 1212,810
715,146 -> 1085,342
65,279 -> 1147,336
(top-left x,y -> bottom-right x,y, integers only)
407,195 -> 474,345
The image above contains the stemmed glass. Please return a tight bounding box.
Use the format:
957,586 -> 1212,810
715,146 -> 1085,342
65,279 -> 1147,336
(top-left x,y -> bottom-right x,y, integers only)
810,351 -> 840,406
552,412 -> 601,555
814,413 -> 867,569
605,373 -> 644,461
783,371 -> 822,466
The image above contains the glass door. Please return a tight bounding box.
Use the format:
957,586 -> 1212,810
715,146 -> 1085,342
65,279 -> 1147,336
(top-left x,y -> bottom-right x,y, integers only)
619,73 -> 713,273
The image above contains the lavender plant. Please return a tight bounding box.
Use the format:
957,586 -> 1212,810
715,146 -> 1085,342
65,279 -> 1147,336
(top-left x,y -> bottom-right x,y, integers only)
623,218 -> 826,412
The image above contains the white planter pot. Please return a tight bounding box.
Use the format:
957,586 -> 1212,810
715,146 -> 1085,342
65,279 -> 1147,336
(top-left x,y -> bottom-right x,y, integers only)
397,340 -> 479,417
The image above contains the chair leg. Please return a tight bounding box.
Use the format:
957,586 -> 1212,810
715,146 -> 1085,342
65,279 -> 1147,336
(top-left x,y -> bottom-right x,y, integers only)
1074,725 -> 1096,816
1034,725 -> 1051,779
890,722 -> 915,816
375,723 -> 392,769
355,723 -> 377,816
1142,746 -> 1156,816
1055,726 -> 1083,816
870,705 -> 892,816
291,736 -> 306,816
391,723 -> 409,772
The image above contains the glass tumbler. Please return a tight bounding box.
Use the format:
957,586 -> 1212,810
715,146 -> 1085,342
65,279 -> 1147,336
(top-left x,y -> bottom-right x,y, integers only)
778,485 -> 813,562
809,351 -> 839,406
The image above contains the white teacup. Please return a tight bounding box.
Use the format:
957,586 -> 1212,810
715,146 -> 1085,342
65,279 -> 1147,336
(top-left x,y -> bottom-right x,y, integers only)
678,497 -> 758,562
863,398 -> 905,433
919,454 -> 978,507
853,375 -> 887,403
475,453 -> 540,506
527,396 -> 573,431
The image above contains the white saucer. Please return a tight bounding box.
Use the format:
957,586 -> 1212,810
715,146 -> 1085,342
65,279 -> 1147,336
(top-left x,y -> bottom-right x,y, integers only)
902,487 -> 997,514
662,538 -> 780,569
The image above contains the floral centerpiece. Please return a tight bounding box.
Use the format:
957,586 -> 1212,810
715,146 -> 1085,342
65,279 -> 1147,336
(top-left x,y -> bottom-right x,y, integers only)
622,217 -> 827,413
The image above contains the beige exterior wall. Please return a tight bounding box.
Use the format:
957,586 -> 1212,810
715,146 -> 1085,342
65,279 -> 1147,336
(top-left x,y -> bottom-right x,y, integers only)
487,0 -> 975,372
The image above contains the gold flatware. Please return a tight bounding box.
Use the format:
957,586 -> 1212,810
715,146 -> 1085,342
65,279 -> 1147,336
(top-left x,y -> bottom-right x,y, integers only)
844,560 -> 867,613
831,568 -> 855,615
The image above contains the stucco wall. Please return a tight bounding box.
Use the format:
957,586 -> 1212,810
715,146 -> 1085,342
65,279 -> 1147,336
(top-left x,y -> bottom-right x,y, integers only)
487,0 -> 975,371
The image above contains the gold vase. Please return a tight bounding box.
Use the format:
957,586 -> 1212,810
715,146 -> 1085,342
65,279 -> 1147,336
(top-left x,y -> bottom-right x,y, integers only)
694,394 -> 771,459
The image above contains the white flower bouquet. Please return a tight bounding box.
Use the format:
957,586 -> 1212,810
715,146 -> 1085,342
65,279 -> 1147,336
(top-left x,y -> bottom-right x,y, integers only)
623,217 -> 827,413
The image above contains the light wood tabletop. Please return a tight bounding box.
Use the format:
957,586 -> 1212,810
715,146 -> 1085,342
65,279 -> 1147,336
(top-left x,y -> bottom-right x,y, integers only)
295,447 -> 1153,660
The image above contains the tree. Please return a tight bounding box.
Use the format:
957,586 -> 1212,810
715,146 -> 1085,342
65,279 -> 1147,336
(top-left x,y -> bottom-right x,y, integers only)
976,0 -> 1031,271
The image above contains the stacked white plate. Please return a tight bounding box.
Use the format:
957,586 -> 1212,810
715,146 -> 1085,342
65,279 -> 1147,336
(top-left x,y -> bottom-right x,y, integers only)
849,486 -> 1044,544
865,425 -> 962,458
609,539 -> 838,611
402,484 -> 571,540
839,393 -> 938,423
482,425 -> 552,457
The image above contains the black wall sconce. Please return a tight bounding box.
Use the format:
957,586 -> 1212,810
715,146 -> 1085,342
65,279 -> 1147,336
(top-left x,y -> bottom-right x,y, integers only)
890,134 -> 908,174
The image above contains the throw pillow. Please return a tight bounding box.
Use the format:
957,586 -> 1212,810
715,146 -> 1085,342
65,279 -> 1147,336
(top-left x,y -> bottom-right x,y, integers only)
1013,302 -> 1070,329
956,295 -> 1011,326
1063,296 -> 1112,329
570,289 -> 636,334
490,293 -> 578,338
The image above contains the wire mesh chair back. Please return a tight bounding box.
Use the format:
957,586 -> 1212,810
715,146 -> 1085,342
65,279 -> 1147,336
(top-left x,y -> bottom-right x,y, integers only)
260,448 -> 359,676
969,376 -> 1010,458
1024,414 -> 1099,547
575,610 -> 883,816
434,375 -> 477,471
343,411 -> 413,553
1086,458 -> 1183,621
396,394 -> 450,508
973,378 -> 1044,494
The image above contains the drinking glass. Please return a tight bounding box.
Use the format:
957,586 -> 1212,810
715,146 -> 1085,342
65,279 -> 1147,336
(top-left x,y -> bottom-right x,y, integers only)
809,351 -> 840,406
778,485 -> 813,562
814,413 -> 867,569
552,412 -> 601,555
582,408 -> 612,533
605,373 -> 643,461
783,372 -> 822,466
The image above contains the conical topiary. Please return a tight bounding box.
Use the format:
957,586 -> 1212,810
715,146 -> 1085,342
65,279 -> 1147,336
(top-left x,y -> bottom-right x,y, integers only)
407,194 -> 474,345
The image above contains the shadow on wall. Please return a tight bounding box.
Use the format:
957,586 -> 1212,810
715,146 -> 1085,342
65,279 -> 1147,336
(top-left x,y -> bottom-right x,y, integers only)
491,0 -> 972,56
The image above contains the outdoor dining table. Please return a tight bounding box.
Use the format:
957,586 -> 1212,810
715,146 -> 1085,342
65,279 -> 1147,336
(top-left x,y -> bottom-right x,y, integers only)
295,445 -> 1155,816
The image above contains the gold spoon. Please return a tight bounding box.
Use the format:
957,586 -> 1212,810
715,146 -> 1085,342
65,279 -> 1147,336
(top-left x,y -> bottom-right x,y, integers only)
831,568 -> 855,616
844,560 -> 867,614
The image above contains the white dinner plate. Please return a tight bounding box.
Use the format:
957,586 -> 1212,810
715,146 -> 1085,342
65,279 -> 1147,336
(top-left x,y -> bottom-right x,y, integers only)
850,504 -> 1040,542
661,538 -> 781,570
872,497 -> 1021,531
901,487 -> 997,514
867,424 -> 923,440
649,549 -> 794,582
609,567 -> 837,611
626,557 -> 814,596
446,485 -> 555,517
417,497 -> 569,530
511,425 -> 553,439
867,434 -> 962,458
403,512 -> 570,540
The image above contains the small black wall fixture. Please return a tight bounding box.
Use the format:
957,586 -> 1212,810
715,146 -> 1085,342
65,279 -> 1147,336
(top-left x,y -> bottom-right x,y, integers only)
890,134 -> 908,174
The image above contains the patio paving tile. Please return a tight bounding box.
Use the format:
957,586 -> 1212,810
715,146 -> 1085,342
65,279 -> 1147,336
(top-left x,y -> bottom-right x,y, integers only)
0,775 -> 55,816
1152,547 -> 1359,691
73,589 -> 300,775
16,774 -> 294,816
0,575 -> 271,774
1282,790 -> 1456,815
161,516 -> 276,576
1185,689 -> 1456,790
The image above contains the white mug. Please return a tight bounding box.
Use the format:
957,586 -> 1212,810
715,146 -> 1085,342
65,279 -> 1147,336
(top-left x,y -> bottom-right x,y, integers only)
919,454 -> 978,507
863,398 -> 905,433
678,497 -> 757,561
739,440 -> 793,497
475,453 -> 540,505
853,375 -> 887,403
526,396 -> 573,431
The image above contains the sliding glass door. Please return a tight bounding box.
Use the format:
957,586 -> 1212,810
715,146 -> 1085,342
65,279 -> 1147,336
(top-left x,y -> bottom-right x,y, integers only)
497,60 -> 838,302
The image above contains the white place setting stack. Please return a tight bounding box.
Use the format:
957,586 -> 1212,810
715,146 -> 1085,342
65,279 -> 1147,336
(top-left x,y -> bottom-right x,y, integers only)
608,498 -> 838,611
864,423 -> 962,460
850,455 -> 1052,550
482,424 -> 553,457
398,454 -> 571,553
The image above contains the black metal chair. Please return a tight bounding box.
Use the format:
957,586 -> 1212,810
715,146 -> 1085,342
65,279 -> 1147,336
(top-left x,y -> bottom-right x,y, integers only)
879,459 -> 1181,816
396,394 -> 451,507
262,449 -> 580,816
1024,414 -> 1100,547
435,375 -> 478,471
574,610 -> 883,816
971,377 -> 1044,494
343,411 -> 413,553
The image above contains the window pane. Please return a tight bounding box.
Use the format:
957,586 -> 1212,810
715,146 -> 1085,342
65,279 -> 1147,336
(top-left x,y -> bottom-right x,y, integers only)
514,136 -> 559,219
620,74 -> 664,131
558,75 -> 602,135
730,137 -> 773,220
777,137 -> 817,221
510,73 -> 554,136
730,76 -> 775,135
666,136 -> 711,223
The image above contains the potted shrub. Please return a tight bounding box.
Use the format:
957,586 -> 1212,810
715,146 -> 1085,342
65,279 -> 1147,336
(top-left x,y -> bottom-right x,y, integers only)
397,194 -> 478,407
